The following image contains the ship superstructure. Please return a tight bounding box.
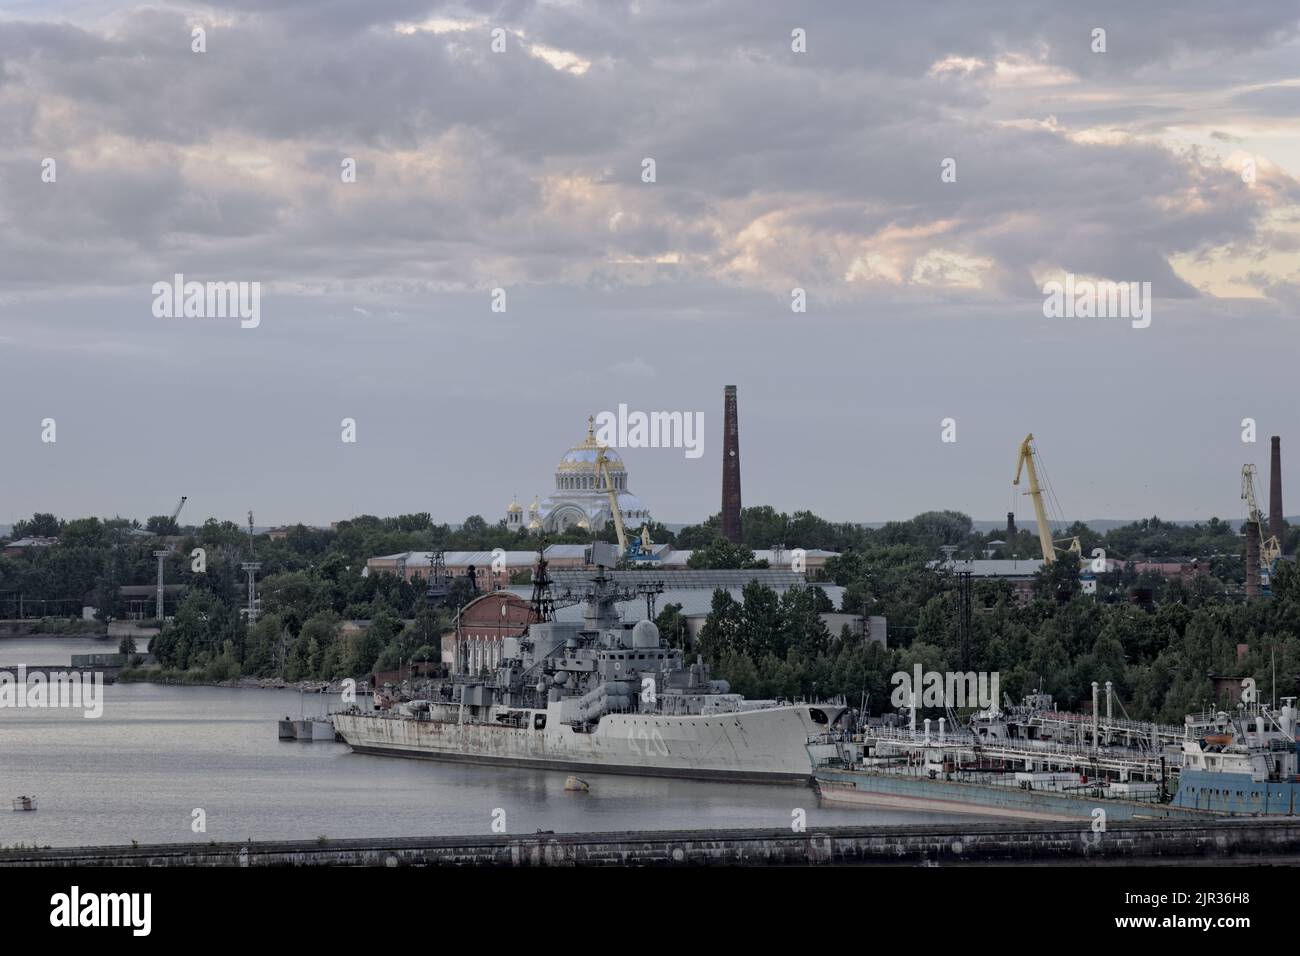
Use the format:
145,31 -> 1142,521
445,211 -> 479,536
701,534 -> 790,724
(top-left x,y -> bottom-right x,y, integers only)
1171,684 -> 1300,815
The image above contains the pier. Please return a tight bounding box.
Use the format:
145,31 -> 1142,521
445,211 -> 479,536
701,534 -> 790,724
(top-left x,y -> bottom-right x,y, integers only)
5,818 -> 1300,866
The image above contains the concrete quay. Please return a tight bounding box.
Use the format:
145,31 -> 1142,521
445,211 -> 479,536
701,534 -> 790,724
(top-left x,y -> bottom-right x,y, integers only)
5,818 -> 1300,866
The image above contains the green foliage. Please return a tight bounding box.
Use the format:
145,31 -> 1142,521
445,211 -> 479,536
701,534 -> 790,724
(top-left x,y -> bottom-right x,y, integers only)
654,602 -> 687,648
145,515 -> 181,536
5,504 -> 1294,721
12,513 -> 62,539
685,537 -> 765,570
690,512 -> 1300,723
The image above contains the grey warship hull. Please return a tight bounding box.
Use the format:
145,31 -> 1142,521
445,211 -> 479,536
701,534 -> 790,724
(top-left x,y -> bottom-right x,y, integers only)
333,701 -> 843,783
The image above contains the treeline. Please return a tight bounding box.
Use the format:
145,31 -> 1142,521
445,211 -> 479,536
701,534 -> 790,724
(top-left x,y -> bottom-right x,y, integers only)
2,507 -> 1292,717
691,544 -> 1300,725
4,506 -> 1274,612
678,506 -> 1288,564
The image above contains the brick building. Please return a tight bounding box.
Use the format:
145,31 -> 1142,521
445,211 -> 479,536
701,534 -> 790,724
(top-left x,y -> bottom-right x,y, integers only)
444,591 -> 537,675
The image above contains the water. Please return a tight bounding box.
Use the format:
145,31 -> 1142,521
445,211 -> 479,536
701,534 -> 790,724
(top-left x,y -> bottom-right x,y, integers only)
0,633 -> 151,666
1,644 -> 960,848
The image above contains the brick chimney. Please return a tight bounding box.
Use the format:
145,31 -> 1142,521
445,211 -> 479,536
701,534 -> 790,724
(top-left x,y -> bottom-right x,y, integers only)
721,386 -> 742,543
1270,435 -> 1284,548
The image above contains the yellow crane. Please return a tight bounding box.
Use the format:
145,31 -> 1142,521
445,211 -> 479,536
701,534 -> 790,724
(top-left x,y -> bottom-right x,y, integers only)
1241,464 -> 1282,570
1013,434 -> 1079,565
595,449 -> 630,557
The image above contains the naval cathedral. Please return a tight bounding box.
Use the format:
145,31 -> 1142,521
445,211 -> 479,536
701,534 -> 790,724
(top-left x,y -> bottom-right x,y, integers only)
506,417 -> 652,534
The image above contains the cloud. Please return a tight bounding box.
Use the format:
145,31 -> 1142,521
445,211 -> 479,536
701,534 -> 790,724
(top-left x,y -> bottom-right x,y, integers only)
3,0 -> 1300,521
0,0 -> 1296,306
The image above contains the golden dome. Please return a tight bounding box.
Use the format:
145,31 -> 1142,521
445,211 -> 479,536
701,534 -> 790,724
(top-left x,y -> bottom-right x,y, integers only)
529,496 -> 540,514
528,517 -> 542,531
557,416 -> 625,474
507,497 -> 523,514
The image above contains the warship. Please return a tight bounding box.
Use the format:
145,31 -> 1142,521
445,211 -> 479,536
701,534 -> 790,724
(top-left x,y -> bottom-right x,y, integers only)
333,556 -> 845,783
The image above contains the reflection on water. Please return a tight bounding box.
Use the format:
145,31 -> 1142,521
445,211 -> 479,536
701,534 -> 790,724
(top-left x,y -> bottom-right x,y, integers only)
0,642 -> 961,848
0,633 -> 152,666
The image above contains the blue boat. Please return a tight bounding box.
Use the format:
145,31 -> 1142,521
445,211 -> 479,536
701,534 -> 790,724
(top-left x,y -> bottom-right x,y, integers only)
1170,691 -> 1300,816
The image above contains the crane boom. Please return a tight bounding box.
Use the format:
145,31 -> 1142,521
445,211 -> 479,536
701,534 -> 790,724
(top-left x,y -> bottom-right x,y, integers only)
1014,434 -> 1056,565
595,450 -> 629,556
1242,465 -> 1282,570
170,496 -> 188,522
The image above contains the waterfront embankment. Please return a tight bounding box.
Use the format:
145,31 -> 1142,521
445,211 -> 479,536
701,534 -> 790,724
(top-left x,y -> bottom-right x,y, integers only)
5,818 -> 1299,866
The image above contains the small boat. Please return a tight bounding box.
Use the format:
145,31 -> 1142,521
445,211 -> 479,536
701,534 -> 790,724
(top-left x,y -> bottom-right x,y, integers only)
1203,732 -> 1233,747
12,795 -> 36,812
564,776 -> 590,792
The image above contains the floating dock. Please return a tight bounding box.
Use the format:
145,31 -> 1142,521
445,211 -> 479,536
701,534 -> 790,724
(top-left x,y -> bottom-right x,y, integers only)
278,718 -> 337,741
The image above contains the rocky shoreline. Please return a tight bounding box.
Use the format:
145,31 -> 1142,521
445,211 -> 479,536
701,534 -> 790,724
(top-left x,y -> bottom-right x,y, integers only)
115,671 -> 363,694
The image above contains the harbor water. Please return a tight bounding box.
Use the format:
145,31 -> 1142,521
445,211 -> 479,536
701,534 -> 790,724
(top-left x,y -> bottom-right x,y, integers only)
0,641 -> 961,848
0,634 -> 151,666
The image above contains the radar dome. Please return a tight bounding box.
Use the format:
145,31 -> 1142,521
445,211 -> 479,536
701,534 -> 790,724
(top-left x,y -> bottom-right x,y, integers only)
632,620 -> 660,649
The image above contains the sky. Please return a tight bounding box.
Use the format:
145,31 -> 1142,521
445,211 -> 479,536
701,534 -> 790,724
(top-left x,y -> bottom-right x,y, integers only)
2,0 -> 1299,529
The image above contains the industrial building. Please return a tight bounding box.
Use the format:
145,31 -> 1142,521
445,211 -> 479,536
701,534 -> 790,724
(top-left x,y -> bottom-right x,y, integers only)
367,544 -> 615,591
930,558 -> 1046,606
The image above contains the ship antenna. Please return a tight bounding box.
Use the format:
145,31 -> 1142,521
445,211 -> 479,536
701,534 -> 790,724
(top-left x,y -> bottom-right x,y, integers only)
530,540 -> 556,623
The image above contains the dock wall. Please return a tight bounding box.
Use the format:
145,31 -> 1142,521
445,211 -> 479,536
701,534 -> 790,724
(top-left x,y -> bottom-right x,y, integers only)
5,818 -> 1300,866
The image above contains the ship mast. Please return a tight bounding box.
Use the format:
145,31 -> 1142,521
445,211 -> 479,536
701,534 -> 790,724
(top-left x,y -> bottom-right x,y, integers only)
529,541 -> 556,623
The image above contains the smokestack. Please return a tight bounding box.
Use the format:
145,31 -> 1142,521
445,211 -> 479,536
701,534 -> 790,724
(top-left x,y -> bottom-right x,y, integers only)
1006,512 -> 1016,556
721,385 -> 742,543
1270,436 -> 1284,548
1246,520 -> 1261,602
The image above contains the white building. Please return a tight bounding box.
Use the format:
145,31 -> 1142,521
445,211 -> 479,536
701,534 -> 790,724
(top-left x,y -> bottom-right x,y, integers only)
506,417 -> 652,535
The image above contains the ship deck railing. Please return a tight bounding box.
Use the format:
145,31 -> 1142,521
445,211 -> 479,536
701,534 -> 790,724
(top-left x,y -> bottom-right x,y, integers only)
1029,712 -> 1186,743
812,727 -> 1182,777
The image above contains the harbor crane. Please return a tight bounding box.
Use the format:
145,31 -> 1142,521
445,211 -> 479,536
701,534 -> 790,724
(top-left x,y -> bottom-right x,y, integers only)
1013,434 -> 1080,566
595,449 -> 653,563
166,496 -> 188,529
1242,464 -> 1281,591
152,496 -> 187,621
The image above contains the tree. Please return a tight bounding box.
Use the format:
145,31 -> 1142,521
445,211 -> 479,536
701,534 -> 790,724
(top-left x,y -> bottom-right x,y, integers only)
737,581 -> 783,657
687,537 -> 763,570
91,567 -> 123,623
696,589 -> 741,662
61,518 -> 106,549
1035,557 -> 1081,603
13,513 -> 61,538
460,515 -> 489,537
146,514 -> 181,536
654,602 -> 687,649
780,587 -> 831,657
